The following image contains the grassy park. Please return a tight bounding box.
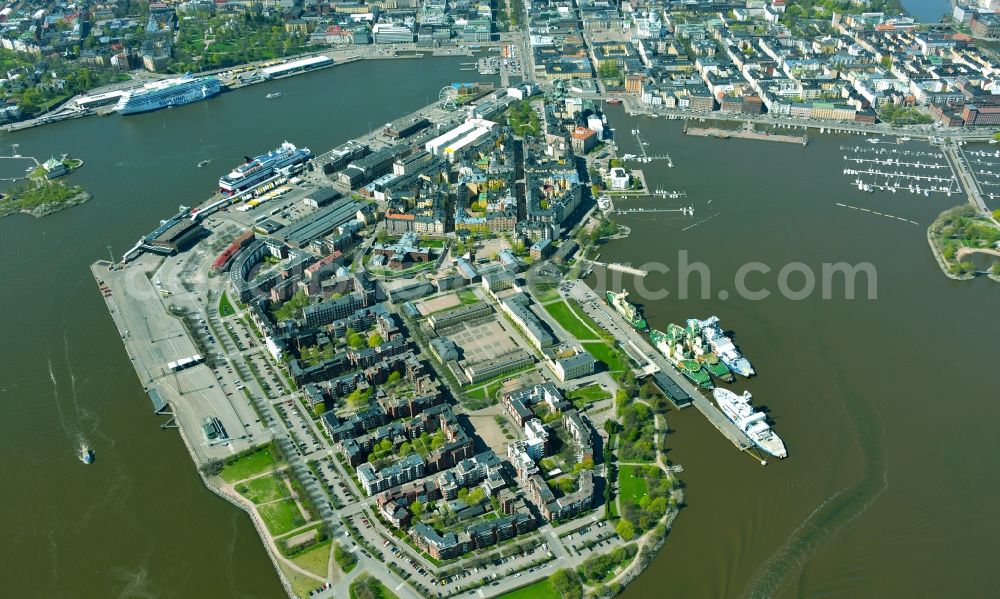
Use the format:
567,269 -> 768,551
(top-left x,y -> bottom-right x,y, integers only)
235,474 -> 290,504
566,384 -> 612,408
543,300 -> 598,340
582,342 -> 626,373
220,445 -> 279,483
258,499 -> 303,536
617,465 -> 650,503
349,573 -> 399,599
290,539 -> 331,577
498,577 -> 561,599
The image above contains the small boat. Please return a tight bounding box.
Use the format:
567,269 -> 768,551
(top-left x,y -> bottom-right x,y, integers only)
266,92 -> 283,99
79,443 -> 94,464
196,159 -> 211,168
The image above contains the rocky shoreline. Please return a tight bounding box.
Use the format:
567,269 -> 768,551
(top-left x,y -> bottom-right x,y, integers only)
0,188 -> 92,219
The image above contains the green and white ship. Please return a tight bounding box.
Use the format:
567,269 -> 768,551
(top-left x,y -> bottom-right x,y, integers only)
650,324 -> 714,389
683,321 -> 735,383
606,290 -> 647,331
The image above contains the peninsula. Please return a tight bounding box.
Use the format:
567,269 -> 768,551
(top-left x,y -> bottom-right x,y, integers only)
70,0 -> 1000,597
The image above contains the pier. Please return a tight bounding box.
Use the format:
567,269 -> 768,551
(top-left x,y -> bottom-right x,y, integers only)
579,260 -> 649,277
628,129 -> 674,166
615,207 -> 693,215
951,144 -> 993,215
684,121 -> 808,145
562,280 -> 754,453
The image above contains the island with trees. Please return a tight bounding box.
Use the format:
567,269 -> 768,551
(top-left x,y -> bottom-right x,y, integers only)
0,179 -> 91,219
928,205 -> 1000,281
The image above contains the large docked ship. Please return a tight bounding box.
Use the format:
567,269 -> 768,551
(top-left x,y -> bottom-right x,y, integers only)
692,316 -> 754,377
606,290 -> 647,331
219,142 -> 311,195
114,75 -> 222,115
712,388 -> 786,458
650,325 -> 713,389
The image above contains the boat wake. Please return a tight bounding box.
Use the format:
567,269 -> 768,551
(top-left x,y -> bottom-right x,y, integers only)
47,356 -> 76,443
49,331 -> 96,461
742,373 -> 889,598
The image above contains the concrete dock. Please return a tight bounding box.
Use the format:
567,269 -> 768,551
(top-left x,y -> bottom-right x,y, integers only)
563,280 -> 753,452
92,254 -> 270,464
685,122 -> 808,146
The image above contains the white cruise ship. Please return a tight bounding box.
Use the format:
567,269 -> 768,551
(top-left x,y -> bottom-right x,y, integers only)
218,142 -> 311,195
115,75 -> 222,115
713,388 -> 786,459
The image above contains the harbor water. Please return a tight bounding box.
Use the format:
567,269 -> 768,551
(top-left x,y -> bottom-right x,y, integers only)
0,56 -> 481,599
600,108 -> 1000,599
0,58 -> 998,599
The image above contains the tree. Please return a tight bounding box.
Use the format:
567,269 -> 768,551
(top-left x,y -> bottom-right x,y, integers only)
467,487 -> 486,505
549,569 -> 583,599
367,332 -> 384,348
346,386 -> 372,409
411,499 -> 425,519
616,519 -> 635,541
312,401 -> 326,418
346,328 -> 365,349
598,60 -> 621,80
387,371 -> 402,384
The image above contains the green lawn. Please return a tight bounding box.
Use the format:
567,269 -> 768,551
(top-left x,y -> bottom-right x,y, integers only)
281,563 -> 321,599
567,300 -> 605,336
349,574 -> 400,599
499,578 -> 561,599
466,379 -> 504,404
582,342 -> 625,373
566,384 -> 611,407
543,301 -> 598,340
258,499 -> 303,536
458,289 -> 479,304
235,474 -> 290,504
219,291 -> 236,317
220,446 -> 279,483
290,540 -> 331,578
618,465 -> 649,503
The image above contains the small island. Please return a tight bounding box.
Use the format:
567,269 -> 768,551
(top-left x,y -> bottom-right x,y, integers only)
0,153 -> 90,219
0,179 -> 92,219
29,155 -> 84,180
928,205 -> 1000,281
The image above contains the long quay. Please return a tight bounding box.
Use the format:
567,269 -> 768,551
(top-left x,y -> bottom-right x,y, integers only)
684,124 -> 808,146
564,280 -> 754,453
580,260 -> 649,277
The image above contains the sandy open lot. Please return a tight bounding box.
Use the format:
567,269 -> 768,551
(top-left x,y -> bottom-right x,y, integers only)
417,293 -> 461,315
